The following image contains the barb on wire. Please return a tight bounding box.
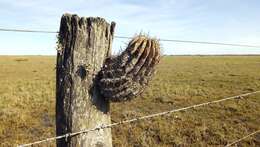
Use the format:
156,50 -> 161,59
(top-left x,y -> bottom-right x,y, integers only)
18,90 -> 260,147
225,129 -> 260,147
1,28 -> 260,48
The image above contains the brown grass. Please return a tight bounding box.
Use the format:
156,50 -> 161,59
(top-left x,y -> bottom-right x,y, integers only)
0,55 -> 259,147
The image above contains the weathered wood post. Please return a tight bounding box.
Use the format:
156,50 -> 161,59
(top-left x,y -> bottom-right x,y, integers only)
56,14 -> 115,147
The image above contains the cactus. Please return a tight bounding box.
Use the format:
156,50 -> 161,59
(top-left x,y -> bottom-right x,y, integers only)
99,35 -> 161,102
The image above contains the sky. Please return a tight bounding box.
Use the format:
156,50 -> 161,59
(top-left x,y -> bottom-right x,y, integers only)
0,0 -> 260,55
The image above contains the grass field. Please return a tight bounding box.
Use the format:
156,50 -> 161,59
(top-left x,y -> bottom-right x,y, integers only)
0,55 -> 260,147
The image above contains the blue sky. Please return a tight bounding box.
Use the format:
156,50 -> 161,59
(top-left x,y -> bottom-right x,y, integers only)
0,0 -> 259,55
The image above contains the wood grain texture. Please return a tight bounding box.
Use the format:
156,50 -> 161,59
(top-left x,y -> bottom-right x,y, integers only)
56,13 -> 115,147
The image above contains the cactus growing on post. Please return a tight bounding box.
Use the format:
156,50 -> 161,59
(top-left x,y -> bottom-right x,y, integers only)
99,35 -> 161,102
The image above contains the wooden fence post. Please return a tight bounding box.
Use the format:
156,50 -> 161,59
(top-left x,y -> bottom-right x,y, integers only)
56,13 -> 115,147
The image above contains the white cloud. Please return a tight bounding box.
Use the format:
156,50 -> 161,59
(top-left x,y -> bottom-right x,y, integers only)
0,0 -> 259,55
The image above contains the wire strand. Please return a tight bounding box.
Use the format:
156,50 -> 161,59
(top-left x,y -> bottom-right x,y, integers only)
114,35 -> 260,48
0,28 -> 58,34
17,90 -> 260,147
1,28 -> 260,48
225,129 -> 260,147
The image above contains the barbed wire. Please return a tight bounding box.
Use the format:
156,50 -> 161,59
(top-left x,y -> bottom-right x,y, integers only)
1,28 -> 260,48
18,90 -> 260,147
115,35 -> 260,48
225,129 -> 260,147
0,28 -> 58,34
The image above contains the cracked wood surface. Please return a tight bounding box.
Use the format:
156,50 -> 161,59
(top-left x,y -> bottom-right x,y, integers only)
56,13 -> 115,147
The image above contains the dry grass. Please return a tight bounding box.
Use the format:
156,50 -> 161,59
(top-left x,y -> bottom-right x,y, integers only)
0,55 -> 259,147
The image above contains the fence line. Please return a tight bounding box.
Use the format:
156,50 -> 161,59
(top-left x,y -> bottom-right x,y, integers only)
18,90 -> 260,147
1,28 -> 260,48
115,35 -> 260,48
0,28 -> 58,34
225,129 -> 260,147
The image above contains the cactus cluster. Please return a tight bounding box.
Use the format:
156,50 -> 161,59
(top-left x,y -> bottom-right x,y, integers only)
99,35 -> 161,102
